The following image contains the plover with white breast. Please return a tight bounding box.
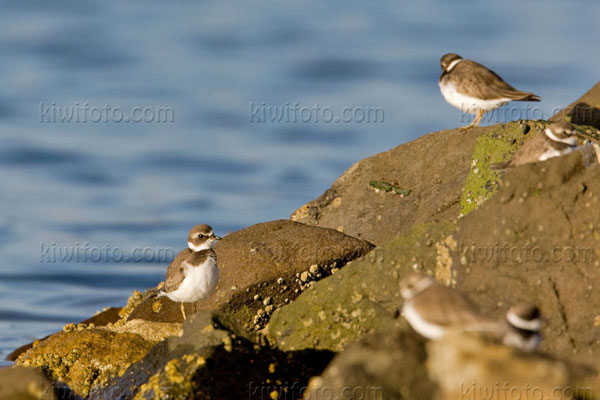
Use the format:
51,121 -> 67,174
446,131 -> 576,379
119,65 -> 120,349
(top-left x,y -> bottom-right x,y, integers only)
539,121 -> 579,161
439,53 -> 540,129
400,273 -> 542,351
159,224 -> 221,320
491,121 -> 582,170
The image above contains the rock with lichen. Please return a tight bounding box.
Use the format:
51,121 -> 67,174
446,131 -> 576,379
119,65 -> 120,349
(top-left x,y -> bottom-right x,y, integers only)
267,221 -> 456,352
6,306 -> 122,362
12,287 -> 182,398
290,113 -> 599,245
88,311 -> 333,400
450,148 -> 600,366
16,328 -> 155,398
289,121 -> 525,246
459,121 -> 540,215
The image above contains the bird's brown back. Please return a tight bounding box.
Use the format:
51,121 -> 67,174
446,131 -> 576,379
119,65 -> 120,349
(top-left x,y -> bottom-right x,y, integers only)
442,60 -> 539,101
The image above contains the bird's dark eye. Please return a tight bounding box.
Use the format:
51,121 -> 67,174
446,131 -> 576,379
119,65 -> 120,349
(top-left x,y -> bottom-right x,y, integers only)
197,234 -> 204,239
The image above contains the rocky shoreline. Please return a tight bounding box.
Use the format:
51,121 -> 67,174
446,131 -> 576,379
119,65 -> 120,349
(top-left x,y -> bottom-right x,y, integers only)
3,82 -> 600,399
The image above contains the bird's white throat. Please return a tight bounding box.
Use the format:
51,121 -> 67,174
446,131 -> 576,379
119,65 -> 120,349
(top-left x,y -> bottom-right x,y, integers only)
188,241 -> 212,251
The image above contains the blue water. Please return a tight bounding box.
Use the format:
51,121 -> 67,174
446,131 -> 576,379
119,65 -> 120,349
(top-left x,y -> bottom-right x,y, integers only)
0,0 -> 598,363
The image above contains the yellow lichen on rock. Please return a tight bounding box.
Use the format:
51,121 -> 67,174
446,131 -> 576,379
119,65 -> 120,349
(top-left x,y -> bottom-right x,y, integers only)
16,329 -> 154,397
435,234 -> 457,287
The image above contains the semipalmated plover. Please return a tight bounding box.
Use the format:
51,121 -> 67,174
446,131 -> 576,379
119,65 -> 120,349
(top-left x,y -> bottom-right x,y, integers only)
491,121 -> 580,169
159,224 -> 221,320
400,274 -> 501,339
400,274 -> 542,351
439,53 -> 540,129
503,303 -> 543,352
539,121 -> 579,161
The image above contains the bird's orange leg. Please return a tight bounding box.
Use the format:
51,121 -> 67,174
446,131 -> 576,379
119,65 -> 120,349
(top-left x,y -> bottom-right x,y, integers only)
460,119 -> 475,131
181,302 -> 186,320
473,110 -> 484,127
461,110 -> 484,130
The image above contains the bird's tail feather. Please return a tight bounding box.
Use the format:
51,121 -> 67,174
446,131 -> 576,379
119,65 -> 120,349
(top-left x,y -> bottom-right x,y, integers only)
503,90 -> 540,102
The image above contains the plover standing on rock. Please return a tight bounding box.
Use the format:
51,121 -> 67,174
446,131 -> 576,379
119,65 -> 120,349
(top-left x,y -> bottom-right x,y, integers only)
159,224 -> 221,320
438,53 -> 540,129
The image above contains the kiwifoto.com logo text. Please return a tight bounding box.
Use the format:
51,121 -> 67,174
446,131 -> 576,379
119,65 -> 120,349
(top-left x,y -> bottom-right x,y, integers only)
461,381 -> 592,400
249,102 -> 384,124
39,242 -> 176,264
39,102 -> 175,123
460,242 -> 596,264
458,104 -> 563,124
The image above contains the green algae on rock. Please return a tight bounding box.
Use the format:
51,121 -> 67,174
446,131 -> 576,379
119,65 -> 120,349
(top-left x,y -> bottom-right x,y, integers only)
460,121 -> 541,215
369,180 -> 412,196
267,221 -> 456,352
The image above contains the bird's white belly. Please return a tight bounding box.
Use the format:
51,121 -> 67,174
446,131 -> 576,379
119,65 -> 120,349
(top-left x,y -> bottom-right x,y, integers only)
439,81 -> 508,114
165,258 -> 219,303
539,146 -> 573,162
402,302 -> 446,340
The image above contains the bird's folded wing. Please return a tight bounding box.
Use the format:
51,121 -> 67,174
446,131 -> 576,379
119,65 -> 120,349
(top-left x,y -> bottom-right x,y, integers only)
164,249 -> 189,292
454,60 -> 533,101
417,284 -> 483,326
